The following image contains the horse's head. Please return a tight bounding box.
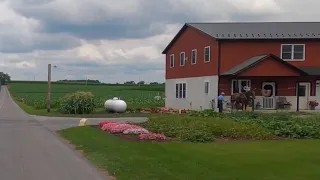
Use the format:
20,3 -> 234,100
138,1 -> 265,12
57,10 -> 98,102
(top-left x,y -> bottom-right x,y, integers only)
246,88 -> 256,99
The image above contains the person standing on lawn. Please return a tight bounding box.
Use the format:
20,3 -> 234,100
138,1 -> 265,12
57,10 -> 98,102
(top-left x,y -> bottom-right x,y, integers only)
218,92 -> 225,113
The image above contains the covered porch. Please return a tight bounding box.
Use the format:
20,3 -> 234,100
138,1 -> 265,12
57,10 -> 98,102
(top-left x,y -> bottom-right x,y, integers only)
219,76 -> 318,110
218,54 -> 320,111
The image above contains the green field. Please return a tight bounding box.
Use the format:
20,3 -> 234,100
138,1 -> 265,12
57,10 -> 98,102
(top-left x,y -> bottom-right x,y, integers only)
9,82 -> 165,110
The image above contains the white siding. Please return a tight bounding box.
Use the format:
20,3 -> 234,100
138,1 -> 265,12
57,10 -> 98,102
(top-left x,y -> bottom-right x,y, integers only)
165,76 -> 219,110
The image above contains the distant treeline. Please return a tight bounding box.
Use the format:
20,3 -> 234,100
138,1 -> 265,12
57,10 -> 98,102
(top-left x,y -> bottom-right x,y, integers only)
58,79 -> 101,83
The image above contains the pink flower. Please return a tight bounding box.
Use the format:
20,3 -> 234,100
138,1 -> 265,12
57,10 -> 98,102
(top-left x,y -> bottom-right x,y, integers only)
101,122 -> 142,133
138,133 -> 167,140
101,122 -> 120,131
123,127 -> 149,134
98,120 -> 117,128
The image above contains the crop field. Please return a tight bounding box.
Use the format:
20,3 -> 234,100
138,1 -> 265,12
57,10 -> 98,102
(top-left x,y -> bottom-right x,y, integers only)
9,82 -> 165,109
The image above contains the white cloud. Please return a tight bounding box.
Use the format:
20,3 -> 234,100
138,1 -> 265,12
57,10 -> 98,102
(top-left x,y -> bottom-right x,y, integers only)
1,0 -> 320,83
15,61 -> 36,69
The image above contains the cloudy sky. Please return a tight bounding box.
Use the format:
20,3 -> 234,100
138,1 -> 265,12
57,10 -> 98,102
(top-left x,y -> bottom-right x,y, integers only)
0,0 -> 318,83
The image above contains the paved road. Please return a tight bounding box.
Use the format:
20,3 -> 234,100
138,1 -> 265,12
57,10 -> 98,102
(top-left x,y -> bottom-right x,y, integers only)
0,85 -> 146,180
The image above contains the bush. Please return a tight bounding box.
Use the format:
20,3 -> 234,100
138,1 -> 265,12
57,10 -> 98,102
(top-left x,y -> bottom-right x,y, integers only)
190,111 -> 320,139
59,91 -> 96,114
140,115 -> 274,142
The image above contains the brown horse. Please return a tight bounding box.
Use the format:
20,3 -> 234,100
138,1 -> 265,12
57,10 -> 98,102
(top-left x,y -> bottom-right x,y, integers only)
230,89 -> 256,111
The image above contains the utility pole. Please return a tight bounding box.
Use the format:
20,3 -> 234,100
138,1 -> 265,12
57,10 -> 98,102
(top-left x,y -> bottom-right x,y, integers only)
47,64 -> 51,112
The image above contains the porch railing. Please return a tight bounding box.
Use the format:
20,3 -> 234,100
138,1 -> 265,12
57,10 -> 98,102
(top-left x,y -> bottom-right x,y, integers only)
263,97 -> 276,109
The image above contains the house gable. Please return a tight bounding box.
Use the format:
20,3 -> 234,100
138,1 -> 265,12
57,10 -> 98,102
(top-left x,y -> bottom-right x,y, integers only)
239,57 -> 300,76
162,24 -> 215,54
165,24 -> 219,79
222,54 -> 307,77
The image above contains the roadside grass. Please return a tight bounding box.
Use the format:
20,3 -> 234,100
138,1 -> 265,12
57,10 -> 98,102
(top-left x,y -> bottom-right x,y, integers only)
13,98 -> 150,117
58,126 -> 320,180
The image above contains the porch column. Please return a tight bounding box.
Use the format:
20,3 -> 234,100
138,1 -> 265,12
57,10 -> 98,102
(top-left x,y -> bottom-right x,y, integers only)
296,81 -> 300,112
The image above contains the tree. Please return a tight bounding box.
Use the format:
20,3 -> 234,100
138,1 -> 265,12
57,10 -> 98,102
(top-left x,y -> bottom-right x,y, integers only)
124,81 -> 135,84
0,72 -> 11,85
150,82 -> 159,85
137,81 -> 145,85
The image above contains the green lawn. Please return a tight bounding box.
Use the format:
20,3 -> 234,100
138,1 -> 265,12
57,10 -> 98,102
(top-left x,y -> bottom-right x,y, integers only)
14,99 -> 150,117
58,126 -> 320,180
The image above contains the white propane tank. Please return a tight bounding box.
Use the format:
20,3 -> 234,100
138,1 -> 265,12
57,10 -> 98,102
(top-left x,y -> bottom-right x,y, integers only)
104,99 -> 113,110
113,99 -> 127,113
104,97 -> 127,113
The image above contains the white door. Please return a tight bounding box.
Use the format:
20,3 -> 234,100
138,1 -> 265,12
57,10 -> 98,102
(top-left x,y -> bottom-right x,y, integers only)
297,82 -> 310,110
262,82 -> 276,109
316,80 -> 320,110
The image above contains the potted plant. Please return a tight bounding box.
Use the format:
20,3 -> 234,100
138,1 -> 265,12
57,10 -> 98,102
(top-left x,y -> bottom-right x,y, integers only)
309,100 -> 319,110
255,101 -> 261,109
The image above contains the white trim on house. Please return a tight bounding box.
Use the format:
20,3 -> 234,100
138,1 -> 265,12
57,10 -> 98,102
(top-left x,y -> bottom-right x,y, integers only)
297,82 -> 311,110
204,46 -> 211,63
170,54 -> 174,68
231,79 -> 251,94
280,44 -> 305,61
175,82 -> 187,99
180,52 -> 186,66
191,49 -> 197,64
262,82 -> 276,109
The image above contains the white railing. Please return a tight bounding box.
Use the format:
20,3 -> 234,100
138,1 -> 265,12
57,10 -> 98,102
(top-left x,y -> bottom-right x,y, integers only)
263,97 -> 275,109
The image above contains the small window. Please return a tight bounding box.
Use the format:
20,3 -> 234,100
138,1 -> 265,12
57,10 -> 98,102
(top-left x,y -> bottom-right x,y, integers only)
298,85 -> 306,96
175,83 -> 187,99
204,81 -> 209,94
170,54 -> 174,68
204,46 -> 210,62
232,79 -> 251,94
180,52 -> 185,66
191,49 -> 197,64
281,44 -> 305,60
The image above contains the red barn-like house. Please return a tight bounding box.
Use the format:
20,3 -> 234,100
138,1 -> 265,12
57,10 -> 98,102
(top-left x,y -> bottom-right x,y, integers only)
162,22 -> 320,111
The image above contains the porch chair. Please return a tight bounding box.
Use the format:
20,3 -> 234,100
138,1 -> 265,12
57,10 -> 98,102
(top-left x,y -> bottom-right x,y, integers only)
277,97 -> 291,110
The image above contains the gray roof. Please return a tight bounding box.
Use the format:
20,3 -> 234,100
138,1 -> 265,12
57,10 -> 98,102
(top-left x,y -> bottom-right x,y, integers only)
299,67 -> 320,75
188,22 -> 320,39
222,55 -> 269,75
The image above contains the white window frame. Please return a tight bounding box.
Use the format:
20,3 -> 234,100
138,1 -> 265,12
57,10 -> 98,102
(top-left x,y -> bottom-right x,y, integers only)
169,54 -> 174,68
191,49 -> 197,64
180,52 -> 186,66
175,82 -> 187,99
231,79 -> 251,94
204,81 -> 209,94
280,44 -> 305,61
204,46 -> 211,62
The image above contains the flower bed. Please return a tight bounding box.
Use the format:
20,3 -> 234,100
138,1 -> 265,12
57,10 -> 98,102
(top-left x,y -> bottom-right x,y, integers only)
97,120 -> 169,142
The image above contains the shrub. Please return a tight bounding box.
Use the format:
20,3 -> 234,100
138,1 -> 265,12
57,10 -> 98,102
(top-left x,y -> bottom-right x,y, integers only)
190,111 -> 320,139
140,115 -> 274,142
59,91 -> 96,114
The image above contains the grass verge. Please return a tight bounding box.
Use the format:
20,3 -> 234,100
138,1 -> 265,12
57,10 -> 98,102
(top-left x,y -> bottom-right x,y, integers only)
14,99 -> 150,117
58,126 -> 320,180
